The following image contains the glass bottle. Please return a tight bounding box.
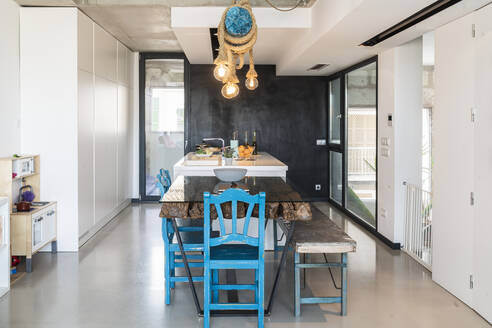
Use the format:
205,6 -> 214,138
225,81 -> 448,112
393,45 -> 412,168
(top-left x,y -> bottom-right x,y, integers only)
252,130 -> 257,155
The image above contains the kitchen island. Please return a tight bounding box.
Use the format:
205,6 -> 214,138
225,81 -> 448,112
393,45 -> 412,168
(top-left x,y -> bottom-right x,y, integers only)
172,152 -> 288,250
173,152 -> 288,180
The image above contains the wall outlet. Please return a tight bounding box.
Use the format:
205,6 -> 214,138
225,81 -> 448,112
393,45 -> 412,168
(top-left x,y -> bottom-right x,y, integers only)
315,184 -> 321,191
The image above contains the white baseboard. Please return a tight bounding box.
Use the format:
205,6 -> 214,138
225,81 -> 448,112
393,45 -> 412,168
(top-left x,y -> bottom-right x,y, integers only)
78,199 -> 131,247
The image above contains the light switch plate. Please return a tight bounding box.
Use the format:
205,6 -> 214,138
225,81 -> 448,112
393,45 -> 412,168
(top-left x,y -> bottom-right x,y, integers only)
316,139 -> 326,146
381,147 -> 390,157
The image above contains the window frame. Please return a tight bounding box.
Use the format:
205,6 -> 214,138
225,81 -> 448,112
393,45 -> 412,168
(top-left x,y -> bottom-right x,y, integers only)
139,52 -> 191,201
326,56 -> 379,234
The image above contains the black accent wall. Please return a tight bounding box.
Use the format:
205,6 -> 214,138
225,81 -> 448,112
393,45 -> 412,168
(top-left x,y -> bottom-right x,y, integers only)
189,65 -> 328,199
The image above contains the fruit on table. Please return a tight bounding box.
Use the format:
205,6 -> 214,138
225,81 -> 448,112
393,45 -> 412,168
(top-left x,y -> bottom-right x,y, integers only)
238,145 -> 255,158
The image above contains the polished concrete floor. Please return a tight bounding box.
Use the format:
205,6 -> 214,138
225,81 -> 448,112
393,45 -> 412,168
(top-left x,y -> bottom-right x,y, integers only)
0,202 -> 489,328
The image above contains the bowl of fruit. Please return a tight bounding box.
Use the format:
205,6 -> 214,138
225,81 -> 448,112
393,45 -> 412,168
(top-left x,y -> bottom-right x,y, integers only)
238,145 -> 255,159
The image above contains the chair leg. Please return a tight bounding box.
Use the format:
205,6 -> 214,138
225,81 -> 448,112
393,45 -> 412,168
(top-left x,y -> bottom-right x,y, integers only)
258,262 -> 264,328
212,269 -> 219,303
163,219 -> 171,305
294,252 -> 301,317
170,251 -> 176,289
273,221 -> 278,258
341,253 -> 348,316
302,253 -> 306,289
204,264 -> 211,328
255,269 -> 259,305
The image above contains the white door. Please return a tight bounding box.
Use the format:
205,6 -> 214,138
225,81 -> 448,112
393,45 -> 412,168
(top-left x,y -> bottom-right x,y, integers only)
473,4 -> 492,323
432,13 -> 476,306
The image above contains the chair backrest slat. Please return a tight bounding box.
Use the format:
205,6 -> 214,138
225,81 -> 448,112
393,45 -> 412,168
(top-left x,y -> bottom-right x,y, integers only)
242,202 -> 255,235
232,200 -> 237,234
215,203 -> 226,236
204,189 -> 266,250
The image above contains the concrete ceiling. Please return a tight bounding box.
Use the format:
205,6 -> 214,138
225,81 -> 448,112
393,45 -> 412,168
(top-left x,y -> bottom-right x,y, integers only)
15,0 -> 490,76
15,0 -> 316,52
173,0 -> 492,75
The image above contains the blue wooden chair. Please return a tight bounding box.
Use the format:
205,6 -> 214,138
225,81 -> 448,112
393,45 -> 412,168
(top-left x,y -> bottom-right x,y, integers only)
159,169 -> 212,305
161,219 -> 212,305
203,189 -> 266,328
156,169 -> 172,197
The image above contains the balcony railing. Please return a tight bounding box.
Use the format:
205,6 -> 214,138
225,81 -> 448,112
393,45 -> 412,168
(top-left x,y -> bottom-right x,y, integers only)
347,147 -> 376,176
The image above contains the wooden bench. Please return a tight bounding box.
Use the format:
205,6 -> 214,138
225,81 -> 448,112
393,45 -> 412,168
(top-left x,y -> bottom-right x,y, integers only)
289,207 -> 356,316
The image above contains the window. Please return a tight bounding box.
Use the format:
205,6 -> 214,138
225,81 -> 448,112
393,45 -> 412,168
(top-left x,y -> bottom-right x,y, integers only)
140,54 -> 189,200
327,57 -> 378,229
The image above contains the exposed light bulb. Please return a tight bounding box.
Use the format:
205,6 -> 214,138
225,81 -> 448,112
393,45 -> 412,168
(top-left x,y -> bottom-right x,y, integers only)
221,82 -> 239,99
245,77 -> 258,90
214,64 -> 230,81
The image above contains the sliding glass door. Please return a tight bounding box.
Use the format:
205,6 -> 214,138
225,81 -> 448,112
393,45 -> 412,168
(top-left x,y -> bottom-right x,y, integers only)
140,54 -> 189,200
328,78 -> 343,205
345,62 -> 377,227
328,58 -> 378,229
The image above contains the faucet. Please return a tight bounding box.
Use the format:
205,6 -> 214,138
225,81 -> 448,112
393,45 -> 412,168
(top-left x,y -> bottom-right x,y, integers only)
202,138 -> 225,152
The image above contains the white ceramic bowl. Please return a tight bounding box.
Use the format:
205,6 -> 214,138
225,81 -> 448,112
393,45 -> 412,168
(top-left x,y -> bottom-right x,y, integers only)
213,168 -> 247,182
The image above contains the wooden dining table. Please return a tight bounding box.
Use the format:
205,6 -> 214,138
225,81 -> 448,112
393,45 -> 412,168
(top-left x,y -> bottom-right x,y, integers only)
159,175 -> 313,317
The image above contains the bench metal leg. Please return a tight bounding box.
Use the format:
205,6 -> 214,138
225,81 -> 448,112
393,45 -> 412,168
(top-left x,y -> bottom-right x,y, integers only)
341,253 -> 347,316
294,252 -> 301,316
294,252 -> 348,317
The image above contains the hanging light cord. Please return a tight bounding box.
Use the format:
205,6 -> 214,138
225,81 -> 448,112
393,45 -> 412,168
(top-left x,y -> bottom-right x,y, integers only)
264,0 -> 305,12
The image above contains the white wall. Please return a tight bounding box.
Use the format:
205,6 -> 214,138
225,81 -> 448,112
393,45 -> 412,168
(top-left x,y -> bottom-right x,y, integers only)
377,49 -> 396,242
393,38 -> 423,243
378,38 -> 423,243
0,0 -> 20,158
20,8 -> 79,251
377,38 -> 422,244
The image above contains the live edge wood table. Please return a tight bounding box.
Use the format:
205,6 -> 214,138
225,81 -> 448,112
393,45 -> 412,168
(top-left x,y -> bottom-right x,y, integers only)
159,175 -> 312,317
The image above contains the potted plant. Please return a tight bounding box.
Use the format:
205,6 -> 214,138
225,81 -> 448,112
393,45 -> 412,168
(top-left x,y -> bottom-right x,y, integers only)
223,147 -> 234,165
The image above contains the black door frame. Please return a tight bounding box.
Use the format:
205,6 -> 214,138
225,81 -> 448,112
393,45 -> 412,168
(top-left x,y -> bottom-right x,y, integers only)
325,56 -> 396,248
139,52 -> 191,201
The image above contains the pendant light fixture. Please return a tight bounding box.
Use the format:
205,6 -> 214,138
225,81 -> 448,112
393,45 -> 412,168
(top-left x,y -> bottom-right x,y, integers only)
214,0 -> 258,99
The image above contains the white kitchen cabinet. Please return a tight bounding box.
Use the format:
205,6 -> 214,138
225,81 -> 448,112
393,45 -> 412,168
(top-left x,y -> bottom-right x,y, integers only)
433,4 -> 492,323
78,69 -> 95,236
20,7 -> 135,250
95,77 -> 118,223
94,24 -> 118,83
77,11 -> 93,74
